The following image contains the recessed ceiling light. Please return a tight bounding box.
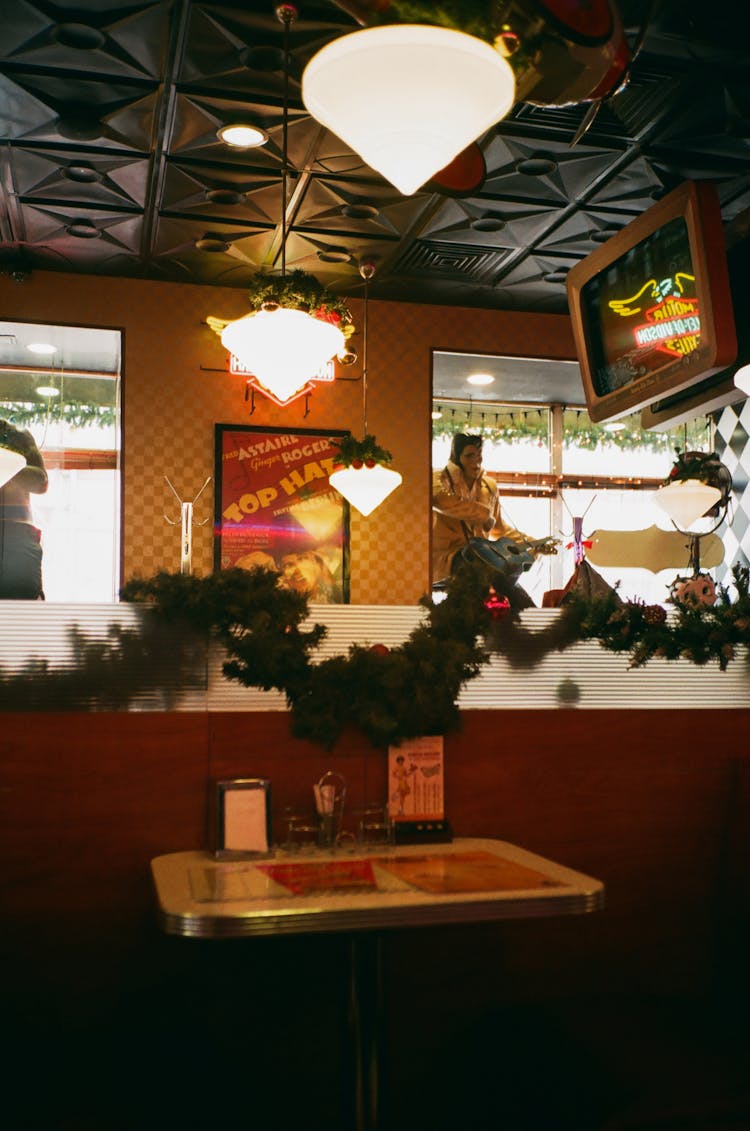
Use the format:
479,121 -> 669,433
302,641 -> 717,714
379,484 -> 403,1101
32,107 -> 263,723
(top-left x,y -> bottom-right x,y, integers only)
217,123 -> 269,149
36,385 -> 61,397
467,372 -> 494,386
602,421 -> 625,432
27,343 -> 57,355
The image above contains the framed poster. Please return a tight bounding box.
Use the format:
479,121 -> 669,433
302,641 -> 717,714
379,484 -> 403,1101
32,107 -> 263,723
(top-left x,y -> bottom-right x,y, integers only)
214,425 -> 350,603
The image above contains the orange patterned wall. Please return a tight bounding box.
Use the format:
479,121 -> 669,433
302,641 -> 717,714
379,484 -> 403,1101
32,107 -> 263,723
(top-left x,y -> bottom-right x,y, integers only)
0,271 -> 575,603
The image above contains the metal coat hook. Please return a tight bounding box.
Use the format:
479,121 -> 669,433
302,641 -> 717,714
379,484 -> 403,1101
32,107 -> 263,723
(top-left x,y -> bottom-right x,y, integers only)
164,476 -> 212,575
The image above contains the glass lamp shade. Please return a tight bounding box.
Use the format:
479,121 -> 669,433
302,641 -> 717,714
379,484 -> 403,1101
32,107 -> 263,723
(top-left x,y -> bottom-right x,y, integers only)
734,363 -> 750,396
221,307 -> 345,405
329,463 -> 403,516
0,446 -> 25,488
302,25 -> 516,196
655,479 -> 722,529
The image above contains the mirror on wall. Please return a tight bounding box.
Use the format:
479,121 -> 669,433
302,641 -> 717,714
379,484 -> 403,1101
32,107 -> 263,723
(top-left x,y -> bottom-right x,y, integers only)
0,321 -> 121,602
431,351 -> 712,606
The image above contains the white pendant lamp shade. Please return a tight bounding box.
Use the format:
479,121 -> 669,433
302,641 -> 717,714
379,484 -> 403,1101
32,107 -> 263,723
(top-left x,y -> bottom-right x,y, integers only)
329,463 -> 402,517
0,446 -> 25,488
220,307 -> 345,405
655,479 -> 722,529
302,25 -> 516,196
734,363 -> 750,395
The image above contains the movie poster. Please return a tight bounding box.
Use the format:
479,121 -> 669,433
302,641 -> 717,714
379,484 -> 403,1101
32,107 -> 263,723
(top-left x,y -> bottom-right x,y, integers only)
214,425 -> 350,604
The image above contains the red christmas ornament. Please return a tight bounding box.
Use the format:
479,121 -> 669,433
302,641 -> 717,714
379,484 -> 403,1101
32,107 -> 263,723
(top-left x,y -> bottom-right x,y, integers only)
352,458 -> 364,469
484,592 -> 511,619
364,458 -> 376,468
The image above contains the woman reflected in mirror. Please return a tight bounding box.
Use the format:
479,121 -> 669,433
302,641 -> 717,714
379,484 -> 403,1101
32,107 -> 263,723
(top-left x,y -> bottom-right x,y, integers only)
0,419 -> 48,599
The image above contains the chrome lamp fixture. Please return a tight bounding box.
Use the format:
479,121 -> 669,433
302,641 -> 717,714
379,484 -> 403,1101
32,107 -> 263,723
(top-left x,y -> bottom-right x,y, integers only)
329,263 -> 402,517
218,4 -> 346,405
302,23 -> 515,196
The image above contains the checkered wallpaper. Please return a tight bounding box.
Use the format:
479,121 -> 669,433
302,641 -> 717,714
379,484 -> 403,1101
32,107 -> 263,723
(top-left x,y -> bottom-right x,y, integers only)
0,270 -> 575,605
713,399 -> 750,583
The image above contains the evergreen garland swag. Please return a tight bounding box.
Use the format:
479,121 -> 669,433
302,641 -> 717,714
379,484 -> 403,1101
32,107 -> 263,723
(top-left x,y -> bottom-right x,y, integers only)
118,561 -> 750,749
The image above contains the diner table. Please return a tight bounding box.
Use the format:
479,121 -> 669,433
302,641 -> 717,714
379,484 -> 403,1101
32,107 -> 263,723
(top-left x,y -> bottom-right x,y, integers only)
151,838 -> 605,1131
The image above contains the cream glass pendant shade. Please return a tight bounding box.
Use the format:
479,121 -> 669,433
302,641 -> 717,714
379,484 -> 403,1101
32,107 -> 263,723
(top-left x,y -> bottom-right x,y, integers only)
0,447 -> 25,489
221,307 -> 345,405
302,25 -> 516,196
329,462 -> 403,517
655,479 -> 722,529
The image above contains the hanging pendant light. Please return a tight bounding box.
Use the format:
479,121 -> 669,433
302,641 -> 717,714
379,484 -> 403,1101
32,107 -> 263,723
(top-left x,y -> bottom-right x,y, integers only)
655,449 -> 732,530
0,446 -> 25,489
654,480 -> 722,529
302,23 -> 515,196
329,263 -> 402,516
217,4 -> 349,405
222,306 -> 344,405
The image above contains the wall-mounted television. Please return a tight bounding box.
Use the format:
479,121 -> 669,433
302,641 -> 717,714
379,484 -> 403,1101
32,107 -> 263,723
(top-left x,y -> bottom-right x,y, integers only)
567,180 -> 737,424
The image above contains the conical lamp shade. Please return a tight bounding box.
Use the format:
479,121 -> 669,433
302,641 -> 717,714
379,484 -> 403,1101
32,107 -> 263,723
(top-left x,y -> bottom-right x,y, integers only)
329,463 -> 402,517
655,479 -> 722,528
302,25 -> 516,196
221,307 -> 345,405
0,446 -> 25,488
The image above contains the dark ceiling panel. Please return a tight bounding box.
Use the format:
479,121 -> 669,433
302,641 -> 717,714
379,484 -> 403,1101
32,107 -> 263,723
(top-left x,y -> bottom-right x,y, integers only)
0,0 -> 747,319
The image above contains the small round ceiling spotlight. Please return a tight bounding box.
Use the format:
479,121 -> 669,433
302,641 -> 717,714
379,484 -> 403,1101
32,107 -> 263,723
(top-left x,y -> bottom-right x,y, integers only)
341,202 -> 379,221
590,228 -> 616,243
56,109 -> 103,141
516,156 -> 558,176
239,44 -> 287,72
52,22 -> 106,50
543,271 -> 568,284
205,188 -> 246,206
217,123 -> 269,149
317,247 -> 352,263
62,163 -> 103,184
66,221 -> 101,239
471,215 -> 506,233
467,372 -> 495,386
27,343 -> 57,356
195,234 -> 230,253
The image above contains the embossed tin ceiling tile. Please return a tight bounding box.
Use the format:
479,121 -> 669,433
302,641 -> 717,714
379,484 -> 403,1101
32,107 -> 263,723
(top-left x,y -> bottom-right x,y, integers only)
0,73 -> 59,138
11,148 -> 150,208
422,198 -> 564,251
3,5 -> 168,80
293,178 -> 424,238
279,229 -> 391,285
159,164 -> 276,223
151,215 -> 272,266
584,155 -> 665,210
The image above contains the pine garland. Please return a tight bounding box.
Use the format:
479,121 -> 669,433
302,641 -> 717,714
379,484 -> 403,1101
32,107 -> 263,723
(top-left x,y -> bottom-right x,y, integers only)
2,402 -> 116,430
246,269 -> 353,326
3,562 -> 748,737
331,433 -> 394,467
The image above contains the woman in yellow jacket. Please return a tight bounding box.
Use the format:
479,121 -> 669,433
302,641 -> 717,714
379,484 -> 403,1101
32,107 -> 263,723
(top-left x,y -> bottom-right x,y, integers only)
432,433 -> 555,607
